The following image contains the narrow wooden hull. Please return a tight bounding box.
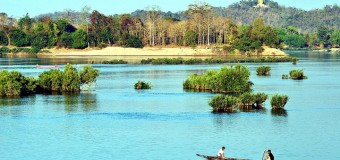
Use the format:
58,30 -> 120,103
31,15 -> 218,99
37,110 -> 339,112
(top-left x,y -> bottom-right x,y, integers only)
196,154 -> 249,160
36,65 -> 60,69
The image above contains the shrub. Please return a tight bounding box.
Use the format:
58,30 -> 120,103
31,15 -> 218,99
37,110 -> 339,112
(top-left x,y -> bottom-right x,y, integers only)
239,92 -> 256,107
292,57 -> 298,65
62,64 -> 81,92
79,65 -> 100,85
270,94 -> 289,109
256,66 -> 271,76
183,65 -> 253,93
134,80 -> 152,89
209,94 -> 239,112
124,35 -> 144,48
289,69 -> 307,80
102,59 -> 128,64
254,92 -> 268,107
0,70 -> 36,96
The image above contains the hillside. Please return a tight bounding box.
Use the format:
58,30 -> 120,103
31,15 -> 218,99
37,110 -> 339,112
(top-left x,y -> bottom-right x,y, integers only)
36,0 -> 340,33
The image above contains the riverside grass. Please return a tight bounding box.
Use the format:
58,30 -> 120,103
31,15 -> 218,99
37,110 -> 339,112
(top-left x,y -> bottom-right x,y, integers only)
141,57 -> 294,65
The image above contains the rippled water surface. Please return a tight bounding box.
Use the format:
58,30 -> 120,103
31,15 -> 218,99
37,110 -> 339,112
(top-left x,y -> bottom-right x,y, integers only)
1,51 -> 340,160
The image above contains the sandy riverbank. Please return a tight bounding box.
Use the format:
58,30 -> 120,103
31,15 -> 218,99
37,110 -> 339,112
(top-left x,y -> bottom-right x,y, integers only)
38,46 -> 288,57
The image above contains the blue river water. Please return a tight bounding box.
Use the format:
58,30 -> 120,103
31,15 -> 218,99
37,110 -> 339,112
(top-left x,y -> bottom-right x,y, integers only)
1,51 -> 340,160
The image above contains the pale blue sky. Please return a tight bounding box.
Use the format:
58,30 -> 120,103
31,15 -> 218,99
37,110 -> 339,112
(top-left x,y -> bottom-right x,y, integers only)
1,0 -> 339,18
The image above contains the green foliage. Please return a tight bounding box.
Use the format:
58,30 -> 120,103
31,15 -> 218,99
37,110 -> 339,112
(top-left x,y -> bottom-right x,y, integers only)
59,32 -> 73,48
10,29 -> 30,47
79,65 -> 100,84
31,32 -> 49,50
317,26 -> 330,46
256,66 -> 271,76
289,69 -> 308,80
62,64 -> 81,92
56,18 -> 76,33
102,59 -> 128,64
141,57 -> 293,65
37,65 -> 99,92
134,80 -> 152,89
209,94 -> 239,112
270,94 -> 289,109
292,57 -> 298,65
183,65 -> 253,93
239,92 -> 255,107
254,92 -> 268,107
330,30 -> 340,47
123,35 -> 143,48
0,30 -> 8,45
0,46 -> 11,54
183,30 -> 197,47
0,70 -> 36,96
284,34 -> 306,48
71,29 -> 88,49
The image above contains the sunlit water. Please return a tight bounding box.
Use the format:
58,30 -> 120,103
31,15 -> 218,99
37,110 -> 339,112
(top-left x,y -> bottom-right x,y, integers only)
1,51 -> 340,160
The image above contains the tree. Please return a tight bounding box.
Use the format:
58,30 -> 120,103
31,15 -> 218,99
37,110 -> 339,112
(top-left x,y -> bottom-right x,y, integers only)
10,29 -> 30,47
146,5 -> 161,46
62,64 -> 81,92
18,13 -> 35,33
183,30 -> 198,47
0,13 -> 16,46
317,25 -> 330,47
72,29 -> 87,49
330,30 -> 340,47
80,6 -> 92,48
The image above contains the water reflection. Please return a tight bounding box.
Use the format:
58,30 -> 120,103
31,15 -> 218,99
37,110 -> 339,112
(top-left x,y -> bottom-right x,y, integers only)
63,92 -> 98,113
0,95 -> 36,116
271,109 -> 288,117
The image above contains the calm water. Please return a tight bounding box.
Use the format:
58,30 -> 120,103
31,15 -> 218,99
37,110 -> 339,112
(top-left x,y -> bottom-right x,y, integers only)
1,51 -> 340,160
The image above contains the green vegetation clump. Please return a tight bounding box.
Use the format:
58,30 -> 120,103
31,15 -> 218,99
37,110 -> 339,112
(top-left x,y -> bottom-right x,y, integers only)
183,65 -> 253,93
209,94 -> 239,112
289,69 -> 308,80
292,57 -> 298,65
270,94 -> 289,109
0,70 -> 37,96
0,46 -> 40,54
256,66 -> 271,76
254,92 -> 268,107
134,81 -> 152,89
102,59 -> 128,64
0,64 -> 99,97
140,57 -> 293,65
239,92 -> 256,108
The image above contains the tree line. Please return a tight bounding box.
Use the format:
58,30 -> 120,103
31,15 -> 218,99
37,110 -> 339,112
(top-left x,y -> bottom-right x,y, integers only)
0,1 -> 339,54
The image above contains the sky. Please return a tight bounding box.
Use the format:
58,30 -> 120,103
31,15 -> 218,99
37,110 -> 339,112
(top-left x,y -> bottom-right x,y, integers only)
0,0 -> 339,18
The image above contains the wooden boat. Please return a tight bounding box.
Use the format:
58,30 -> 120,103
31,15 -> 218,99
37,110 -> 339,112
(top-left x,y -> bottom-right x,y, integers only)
36,65 -> 60,69
196,154 -> 249,160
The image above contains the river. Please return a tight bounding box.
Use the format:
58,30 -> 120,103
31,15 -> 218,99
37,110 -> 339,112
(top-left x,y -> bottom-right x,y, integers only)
1,51 -> 340,160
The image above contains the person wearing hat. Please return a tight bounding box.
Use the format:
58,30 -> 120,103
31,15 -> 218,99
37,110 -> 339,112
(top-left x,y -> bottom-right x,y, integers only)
217,146 -> 226,158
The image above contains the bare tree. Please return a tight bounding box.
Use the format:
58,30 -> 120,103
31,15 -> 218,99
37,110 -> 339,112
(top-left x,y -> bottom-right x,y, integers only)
146,5 -> 161,46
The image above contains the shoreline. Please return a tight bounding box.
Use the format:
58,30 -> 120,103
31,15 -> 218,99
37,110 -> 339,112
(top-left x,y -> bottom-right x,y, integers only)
36,46 -> 289,57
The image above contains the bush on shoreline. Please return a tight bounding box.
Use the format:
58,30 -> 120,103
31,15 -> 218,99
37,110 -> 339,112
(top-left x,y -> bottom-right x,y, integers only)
102,59 -> 128,64
141,57 -> 294,65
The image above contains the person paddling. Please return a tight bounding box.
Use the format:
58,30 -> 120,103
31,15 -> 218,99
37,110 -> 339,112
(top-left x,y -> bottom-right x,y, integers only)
264,150 -> 274,160
217,146 -> 226,159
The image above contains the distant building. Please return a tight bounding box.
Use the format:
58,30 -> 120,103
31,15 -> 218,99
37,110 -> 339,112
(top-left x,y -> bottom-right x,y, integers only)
253,0 -> 268,8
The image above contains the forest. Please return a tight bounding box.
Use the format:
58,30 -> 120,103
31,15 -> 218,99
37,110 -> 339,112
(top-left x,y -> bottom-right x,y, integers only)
0,0 -> 339,54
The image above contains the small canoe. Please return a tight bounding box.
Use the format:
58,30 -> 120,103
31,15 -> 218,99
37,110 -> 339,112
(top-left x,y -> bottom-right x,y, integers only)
36,65 -> 60,69
196,154 -> 249,160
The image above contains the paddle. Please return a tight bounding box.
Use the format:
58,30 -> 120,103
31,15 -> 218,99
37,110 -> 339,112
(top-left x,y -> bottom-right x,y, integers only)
262,150 -> 266,160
